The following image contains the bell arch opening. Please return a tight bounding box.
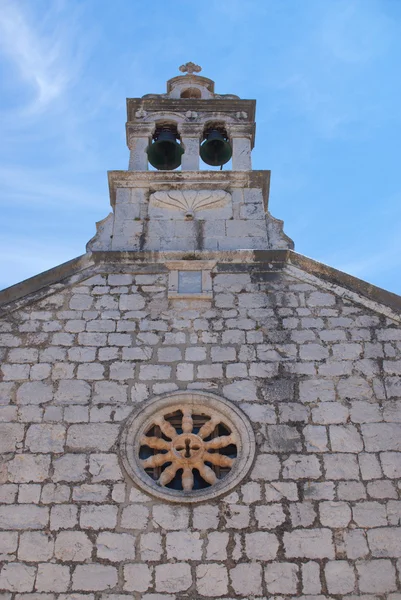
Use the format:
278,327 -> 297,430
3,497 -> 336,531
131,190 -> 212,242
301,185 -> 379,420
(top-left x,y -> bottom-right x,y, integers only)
180,87 -> 202,98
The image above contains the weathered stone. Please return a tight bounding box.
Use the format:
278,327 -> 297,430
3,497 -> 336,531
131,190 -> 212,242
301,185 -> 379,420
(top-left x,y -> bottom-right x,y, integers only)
230,563 -> 262,596
265,562 -> 298,594
325,561 -> 355,594
25,424 -> 66,453
367,527 -> 401,557
284,529 -> 335,558
357,560 -> 397,593
166,531 -> 202,560
244,532 -> 279,560
19,532 -> 54,561
196,563 -> 228,597
0,563 -> 36,592
36,564 -> 70,592
155,563 -> 192,593
55,531 -> 92,561
97,532 -> 136,561
72,565 -> 117,591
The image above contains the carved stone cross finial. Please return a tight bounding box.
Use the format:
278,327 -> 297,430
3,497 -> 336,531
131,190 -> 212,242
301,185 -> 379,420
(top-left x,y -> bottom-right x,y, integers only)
179,62 -> 202,75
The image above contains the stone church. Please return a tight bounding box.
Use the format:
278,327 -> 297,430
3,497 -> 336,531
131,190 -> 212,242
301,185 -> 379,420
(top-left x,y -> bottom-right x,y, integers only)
0,63 -> 400,599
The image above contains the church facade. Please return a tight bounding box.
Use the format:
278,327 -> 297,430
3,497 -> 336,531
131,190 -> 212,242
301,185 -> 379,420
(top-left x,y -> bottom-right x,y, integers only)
0,64 -> 400,599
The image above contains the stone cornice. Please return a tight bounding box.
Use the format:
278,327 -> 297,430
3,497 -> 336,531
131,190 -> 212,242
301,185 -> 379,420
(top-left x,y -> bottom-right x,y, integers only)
126,98 -> 256,123
1,249 -> 400,320
107,170 -> 271,208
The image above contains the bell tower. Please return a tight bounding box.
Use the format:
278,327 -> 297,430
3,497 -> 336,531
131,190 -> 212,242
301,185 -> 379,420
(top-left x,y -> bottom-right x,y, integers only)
87,63 -> 293,253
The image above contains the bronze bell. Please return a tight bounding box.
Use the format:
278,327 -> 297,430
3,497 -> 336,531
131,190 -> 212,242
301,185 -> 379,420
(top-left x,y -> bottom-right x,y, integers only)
200,129 -> 232,167
146,129 -> 184,170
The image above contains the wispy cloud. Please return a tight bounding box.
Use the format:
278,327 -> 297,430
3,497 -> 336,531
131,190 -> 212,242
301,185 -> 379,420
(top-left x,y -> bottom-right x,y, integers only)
0,164 -> 105,209
0,0 -> 88,113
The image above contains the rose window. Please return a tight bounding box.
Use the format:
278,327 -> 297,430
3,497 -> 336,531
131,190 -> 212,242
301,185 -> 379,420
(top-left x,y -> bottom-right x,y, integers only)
120,391 -> 256,503
140,407 -> 237,490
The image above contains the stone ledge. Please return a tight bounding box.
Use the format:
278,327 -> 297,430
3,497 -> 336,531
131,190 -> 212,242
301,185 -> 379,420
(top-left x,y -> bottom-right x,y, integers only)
1,249 -> 400,318
107,170 -> 271,209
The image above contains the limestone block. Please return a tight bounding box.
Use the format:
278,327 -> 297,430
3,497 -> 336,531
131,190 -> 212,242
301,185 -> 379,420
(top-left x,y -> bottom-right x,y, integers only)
330,424 -> 364,452
304,425 -> 329,452
299,379 -> 336,402
121,505 -> 149,530
323,454 -> 359,479
111,220 -> 143,251
140,533 -> 163,561
16,382 -> 53,405
50,505 -> 78,530
123,564 -> 152,592
319,501 -> 351,527
196,563 -> 228,597
166,531 -> 202,560
155,563 -> 192,593
53,454 -> 87,482
193,504 -> 219,529
300,343 -> 329,360
230,563 -> 262,596
325,561 -> 355,594
357,560 -> 397,593
255,505 -> 286,529
89,454 -> 123,482
67,424 -> 119,451
97,532 -> 136,561
55,531 -> 92,561
72,565 -> 118,591
265,481 -> 299,501
0,532 -> 18,560
36,563 -> 70,592
265,562 -> 298,594
244,532 -> 279,560
302,561 -> 321,594
0,424 -> 24,452
55,381 -> 91,405
337,481 -> 367,500
222,380 -> 257,401
1,364 -> 29,380
251,454 -> 280,480
40,483 -> 70,504
81,505 -> 118,530
362,423 -> 401,451
381,452 -> 401,478
282,454 -> 321,479
0,563 -> 36,592
206,531 -> 229,560
226,219 -> 267,238
359,453 -> 383,480
139,365 -> 171,380
367,528 -> 401,557
337,376 -> 372,400
7,455 -> 50,483
284,529 -> 335,559
25,424 -> 66,453
241,481 -> 261,503
353,502 -> 387,528
344,529 -> 369,559
289,502 -> 316,527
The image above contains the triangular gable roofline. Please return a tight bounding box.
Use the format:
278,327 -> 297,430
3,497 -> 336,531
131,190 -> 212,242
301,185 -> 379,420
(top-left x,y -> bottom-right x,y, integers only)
1,250 -> 400,323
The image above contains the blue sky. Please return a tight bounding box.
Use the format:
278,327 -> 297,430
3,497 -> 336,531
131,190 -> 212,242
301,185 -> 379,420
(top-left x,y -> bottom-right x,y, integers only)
1,0 -> 401,293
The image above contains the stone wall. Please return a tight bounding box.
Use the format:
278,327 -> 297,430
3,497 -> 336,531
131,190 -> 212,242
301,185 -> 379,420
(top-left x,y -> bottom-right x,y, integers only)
0,266 -> 400,599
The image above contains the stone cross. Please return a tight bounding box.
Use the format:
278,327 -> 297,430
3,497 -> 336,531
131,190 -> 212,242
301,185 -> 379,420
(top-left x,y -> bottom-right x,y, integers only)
179,62 -> 202,75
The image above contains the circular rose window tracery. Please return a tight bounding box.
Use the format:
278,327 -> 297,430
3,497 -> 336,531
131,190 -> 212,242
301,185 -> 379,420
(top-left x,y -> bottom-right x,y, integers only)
120,391 -> 256,503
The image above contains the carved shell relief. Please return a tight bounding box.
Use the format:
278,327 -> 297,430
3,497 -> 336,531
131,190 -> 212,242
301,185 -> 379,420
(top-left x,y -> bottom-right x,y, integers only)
120,392 -> 256,503
150,190 -> 230,220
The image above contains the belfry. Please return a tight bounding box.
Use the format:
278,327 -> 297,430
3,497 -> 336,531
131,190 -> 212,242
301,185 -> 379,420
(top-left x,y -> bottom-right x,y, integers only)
0,65 -> 400,599
88,61 -> 293,255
